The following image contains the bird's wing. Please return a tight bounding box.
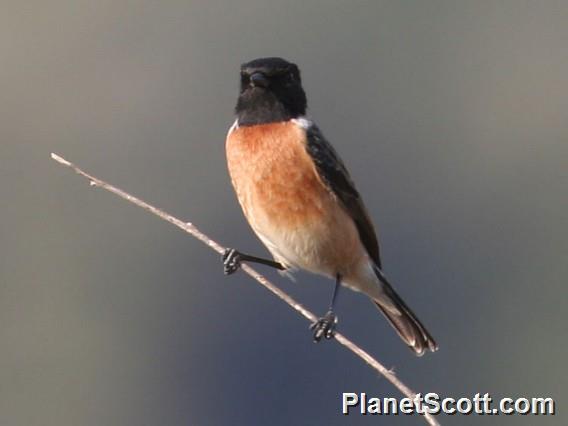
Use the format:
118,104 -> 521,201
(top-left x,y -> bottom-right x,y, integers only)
303,123 -> 382,268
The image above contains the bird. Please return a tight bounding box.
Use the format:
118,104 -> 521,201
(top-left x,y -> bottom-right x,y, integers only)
223,57 -> 437,356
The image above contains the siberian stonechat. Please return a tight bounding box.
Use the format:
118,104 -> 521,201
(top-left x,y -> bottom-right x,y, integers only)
223,57 -> 437,356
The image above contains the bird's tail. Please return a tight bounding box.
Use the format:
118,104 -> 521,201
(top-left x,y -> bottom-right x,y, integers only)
372,266 -> 438,356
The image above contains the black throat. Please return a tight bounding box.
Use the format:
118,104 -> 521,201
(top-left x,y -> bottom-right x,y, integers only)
235,89 -> 296,126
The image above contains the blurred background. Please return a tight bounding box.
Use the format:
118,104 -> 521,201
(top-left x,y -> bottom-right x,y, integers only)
1,1 -> 566,425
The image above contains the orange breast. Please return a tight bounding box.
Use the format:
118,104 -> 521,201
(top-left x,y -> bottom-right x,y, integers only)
225,121 -> 365,276
226,121 -> 329,227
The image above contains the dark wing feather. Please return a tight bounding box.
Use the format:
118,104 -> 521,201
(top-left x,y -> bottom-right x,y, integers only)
304,124 -> 381,268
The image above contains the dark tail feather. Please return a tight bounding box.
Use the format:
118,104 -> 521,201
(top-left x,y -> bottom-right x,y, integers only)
373,267 -> 438,356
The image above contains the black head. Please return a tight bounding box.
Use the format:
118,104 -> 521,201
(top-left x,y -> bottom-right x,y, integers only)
235,57 -> 307,126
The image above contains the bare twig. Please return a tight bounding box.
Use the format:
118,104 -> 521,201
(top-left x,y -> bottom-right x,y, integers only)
51,153 -> 440,426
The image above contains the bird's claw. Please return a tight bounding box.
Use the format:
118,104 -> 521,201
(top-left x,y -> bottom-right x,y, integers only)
310,311 -> 338,342
222,248 -> 242,275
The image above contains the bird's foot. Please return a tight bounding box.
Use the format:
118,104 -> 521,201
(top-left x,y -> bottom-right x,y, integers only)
222,248 -> 242,275
310,311 -> 338,342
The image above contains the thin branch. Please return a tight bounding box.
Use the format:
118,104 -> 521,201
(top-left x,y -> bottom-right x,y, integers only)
51,153 -> 440,426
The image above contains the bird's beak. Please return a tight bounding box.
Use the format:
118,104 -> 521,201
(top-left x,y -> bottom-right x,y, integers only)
250,71 -> 269,88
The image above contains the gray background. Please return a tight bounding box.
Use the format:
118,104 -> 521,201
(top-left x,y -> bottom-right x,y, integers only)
1,1 -> 566,425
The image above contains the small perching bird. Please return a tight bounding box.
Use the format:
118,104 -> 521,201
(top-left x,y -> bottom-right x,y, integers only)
223,57 -> 437,356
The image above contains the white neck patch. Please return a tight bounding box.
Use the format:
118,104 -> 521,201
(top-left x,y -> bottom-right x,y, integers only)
227,119 -> 239,134
291,117 -> 312,130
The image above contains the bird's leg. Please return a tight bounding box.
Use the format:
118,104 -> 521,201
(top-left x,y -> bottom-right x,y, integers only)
222,248 -> 285,275
311,273 -> 341,342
